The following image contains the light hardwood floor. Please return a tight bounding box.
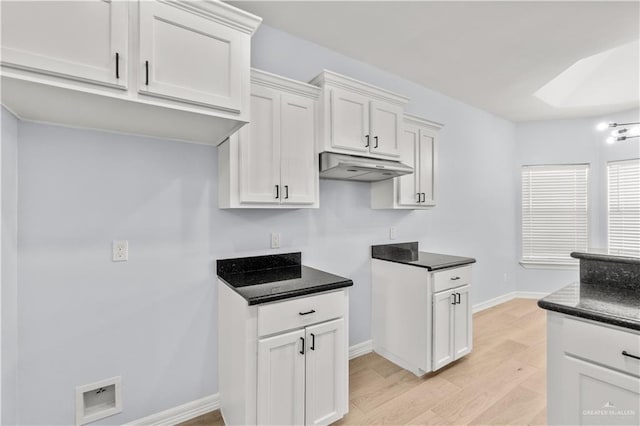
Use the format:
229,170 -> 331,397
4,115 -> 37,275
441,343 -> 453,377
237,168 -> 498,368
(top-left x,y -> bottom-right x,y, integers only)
180,298 -> 547,426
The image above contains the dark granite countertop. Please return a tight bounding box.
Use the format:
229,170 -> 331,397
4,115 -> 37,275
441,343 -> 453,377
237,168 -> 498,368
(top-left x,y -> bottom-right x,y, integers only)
538,282 -> 640,331
572,250 -> 640,265
217,252 -> 353,305
371,242 -> 476,271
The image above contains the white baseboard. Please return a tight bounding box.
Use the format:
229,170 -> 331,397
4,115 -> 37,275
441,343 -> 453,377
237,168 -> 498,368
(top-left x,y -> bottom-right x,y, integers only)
123,394 -> 219,426
472,291 -> 549,313
515,291 -> 549,299
349,339 -> 373,359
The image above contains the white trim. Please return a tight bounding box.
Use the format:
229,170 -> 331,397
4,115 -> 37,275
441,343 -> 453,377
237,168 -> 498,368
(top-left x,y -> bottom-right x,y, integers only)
472,292 -> 517,313
349,339 -> 374,360
519,260 -> 579,270
123,394 -> 219,426
471,291 -> 550,313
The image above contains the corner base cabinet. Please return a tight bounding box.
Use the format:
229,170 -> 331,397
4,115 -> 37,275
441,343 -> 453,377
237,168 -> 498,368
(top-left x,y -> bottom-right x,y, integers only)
371,259 -> 473,376
546,312 -> 640,425
218,282 -> 349,426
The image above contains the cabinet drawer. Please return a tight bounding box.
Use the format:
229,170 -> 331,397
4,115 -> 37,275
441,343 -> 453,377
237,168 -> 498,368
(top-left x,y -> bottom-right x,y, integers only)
258,291 -> 345,337
433,266 -> 471,293
563,317 -> 640,377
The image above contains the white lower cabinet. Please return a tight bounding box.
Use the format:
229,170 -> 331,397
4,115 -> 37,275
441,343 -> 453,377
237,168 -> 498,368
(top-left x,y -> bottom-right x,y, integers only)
257,319 -> 345,426
219,283 -> 349,426
257,329 -> 306,426
547,312 -> 640,425
432,285 -> 471,370
218,69 -> 320,208
372,259 -> 473,376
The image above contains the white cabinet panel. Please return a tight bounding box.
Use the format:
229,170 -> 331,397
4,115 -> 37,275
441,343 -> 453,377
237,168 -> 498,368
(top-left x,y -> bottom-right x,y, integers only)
139,0 -> 245,111
564,355 -> 640,426
329,87 -> 370,153
453,286 -> 472,359
305,319 -> 345,426
1,0 -> 128,88
370,101 -> 401,157
280,93 -> 317,205
419,132 -> 436,204
397,124 -> 421,206
257,329 -> 306,426
239,86 -> 281,204
433,289 -> 455,370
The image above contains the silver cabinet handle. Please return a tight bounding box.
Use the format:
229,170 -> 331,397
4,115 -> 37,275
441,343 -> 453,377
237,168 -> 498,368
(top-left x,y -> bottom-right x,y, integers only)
451,276 -> 461,281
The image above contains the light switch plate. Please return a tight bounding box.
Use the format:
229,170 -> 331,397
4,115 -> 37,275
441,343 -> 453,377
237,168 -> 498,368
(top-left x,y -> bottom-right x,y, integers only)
112,240 -> 128,262
271,233 -> 280,249
389,227 -> 397,240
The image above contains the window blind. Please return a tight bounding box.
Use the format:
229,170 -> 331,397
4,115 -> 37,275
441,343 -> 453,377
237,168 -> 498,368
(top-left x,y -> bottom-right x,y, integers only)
608,159 -> 640,257
522,164 -> 589,264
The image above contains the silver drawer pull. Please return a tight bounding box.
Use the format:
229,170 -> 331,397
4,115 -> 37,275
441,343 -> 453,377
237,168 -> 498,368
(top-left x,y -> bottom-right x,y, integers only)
299,309 -> 316,316
622,350 -> 640,360
450,276 -> 461,281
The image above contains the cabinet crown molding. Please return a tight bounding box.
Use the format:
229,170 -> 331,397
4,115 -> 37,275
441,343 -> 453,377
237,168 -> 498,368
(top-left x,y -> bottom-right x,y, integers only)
251,68 -> 320,99
310,69 -> 409,107
166,0 -> 262,35
404,113 -> 444,131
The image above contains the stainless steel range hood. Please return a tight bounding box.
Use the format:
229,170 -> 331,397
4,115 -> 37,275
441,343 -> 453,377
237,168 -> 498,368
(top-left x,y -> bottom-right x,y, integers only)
319,152 -> 413,182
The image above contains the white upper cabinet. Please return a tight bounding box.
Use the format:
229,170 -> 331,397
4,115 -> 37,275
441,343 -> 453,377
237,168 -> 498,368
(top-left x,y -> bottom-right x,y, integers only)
219,69 -> 320,209
139,0 -> 244,112
280,93 -> 317,205
329,87 -> 370,153
0,0 -> 261,145
1,0 -> 128,89
310,70 -> 408,160
238,85 -> 281,205
371,113 -> 442,209
369,101 -> 402,157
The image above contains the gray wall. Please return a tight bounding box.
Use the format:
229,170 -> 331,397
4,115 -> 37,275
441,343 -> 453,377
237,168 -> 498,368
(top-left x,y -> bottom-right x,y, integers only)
12,24 -> 518,424
1,107 -> 19,425
515,108 -> 640,293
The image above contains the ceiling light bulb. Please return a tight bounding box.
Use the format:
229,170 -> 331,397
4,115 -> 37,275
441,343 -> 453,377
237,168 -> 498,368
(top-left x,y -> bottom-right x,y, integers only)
597,122 -> 609,131
606,136 -> 616,144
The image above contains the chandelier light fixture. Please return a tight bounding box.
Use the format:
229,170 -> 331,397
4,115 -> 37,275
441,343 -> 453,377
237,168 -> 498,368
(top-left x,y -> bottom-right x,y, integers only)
596,121 -> 640,144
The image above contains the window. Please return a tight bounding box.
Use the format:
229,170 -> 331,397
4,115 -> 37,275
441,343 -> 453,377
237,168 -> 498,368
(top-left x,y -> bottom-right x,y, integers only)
521,164 -> 589,265
608,159 -> 640,257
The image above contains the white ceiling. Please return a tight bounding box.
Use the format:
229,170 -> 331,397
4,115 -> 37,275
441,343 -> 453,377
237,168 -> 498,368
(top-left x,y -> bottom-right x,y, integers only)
230,1 -> 640,122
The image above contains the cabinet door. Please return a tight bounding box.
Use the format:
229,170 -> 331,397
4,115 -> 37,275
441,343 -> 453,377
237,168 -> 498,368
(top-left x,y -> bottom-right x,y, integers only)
305,319 -> 346,426
453,286 -> 472,359
1,0 -> 128,89
418,131 -> 436,205
397,123 -> 421,206
432,289 -> 455,370
329,88 -> 370,153
139,0 -> 245,111
280,93 -> 317,205
257,329 -> 306,426
239,86 -> 281,204
563,355 -> 640,426
370,101 -> 402,157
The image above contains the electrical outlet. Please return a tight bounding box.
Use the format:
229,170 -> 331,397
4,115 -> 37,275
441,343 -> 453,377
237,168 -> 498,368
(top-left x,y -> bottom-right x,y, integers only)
112,240 -> 128,262
271,233 -> 280,249
389,227 -> 397,240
